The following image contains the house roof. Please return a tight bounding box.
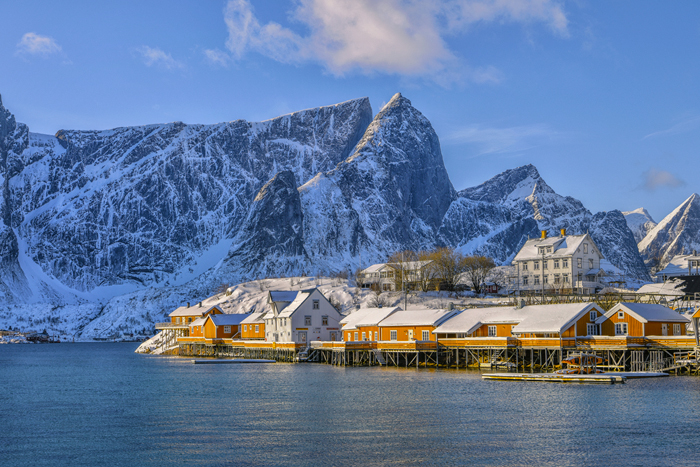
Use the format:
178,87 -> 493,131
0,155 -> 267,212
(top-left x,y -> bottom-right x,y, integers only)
512,234 -> 602,262
208,314 -> 249,326
339,307 -> 401,330
269,291 -> 300,303
169,304 -> 221,317
190,317 -> 206,327
360,263 -> 392,273
379,308 -> 459,327
636,280 -> 685,296
433,303 -> 602,335
656,254 -> 700,277
597,303 -> 689,324
240,312 -> 265,325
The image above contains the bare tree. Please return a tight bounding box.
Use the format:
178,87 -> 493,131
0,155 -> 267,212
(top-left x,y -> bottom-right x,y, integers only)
387,250 -> 419,291
430,247 -> 469,291
462,255 -> 496,295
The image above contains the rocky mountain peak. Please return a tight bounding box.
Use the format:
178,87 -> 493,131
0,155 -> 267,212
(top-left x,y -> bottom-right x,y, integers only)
622,207 -> 657,243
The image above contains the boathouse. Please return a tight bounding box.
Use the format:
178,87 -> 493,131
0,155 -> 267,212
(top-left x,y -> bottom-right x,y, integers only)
379,308 -> 460,342
339,307 -> 401,341
596,303 -> 690,338
240,313 -> 266,339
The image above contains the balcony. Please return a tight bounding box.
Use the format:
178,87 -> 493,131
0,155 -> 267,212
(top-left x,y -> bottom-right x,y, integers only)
155,322 -> 189,330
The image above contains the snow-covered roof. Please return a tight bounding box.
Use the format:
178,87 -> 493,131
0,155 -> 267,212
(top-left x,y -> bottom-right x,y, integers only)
190,317 -> 206,327
339,307 -> 401,330
269,291 -> 300,303
655,255 -> 700,278
388,260 -> 433,271
361,263 -> 392,273
512,234 -> 601,262
379,308 -> 459,327
208,314 -> 249,326
277,291 -> 312,318
433,303 -> 602,335
169,304 -> 221,317
597,303 -> 689,324
240,312 -> 265,324
636,280 -> 685,296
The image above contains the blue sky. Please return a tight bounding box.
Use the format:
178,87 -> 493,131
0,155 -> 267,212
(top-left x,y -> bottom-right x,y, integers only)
1,1 -> 698,222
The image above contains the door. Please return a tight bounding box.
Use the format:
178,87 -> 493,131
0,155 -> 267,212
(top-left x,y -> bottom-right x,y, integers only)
662,324 -> 668,336
330,332 -> 337,342
299,331 -> 307,343
408,330 -> 413,341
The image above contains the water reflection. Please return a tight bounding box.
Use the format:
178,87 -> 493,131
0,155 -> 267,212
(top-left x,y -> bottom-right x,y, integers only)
2,343 -> 700,466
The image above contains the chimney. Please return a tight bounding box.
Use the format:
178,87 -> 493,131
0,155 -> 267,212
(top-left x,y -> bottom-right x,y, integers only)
199,302 -> 202,308
448,302 -> 454,311
560,228 -> 566,237
187,302 -> 190,308
541,230 -> 547,239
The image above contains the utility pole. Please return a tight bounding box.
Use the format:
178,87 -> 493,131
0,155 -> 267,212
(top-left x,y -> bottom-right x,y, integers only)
541,247 -> 546,304
402,251 -> 407,310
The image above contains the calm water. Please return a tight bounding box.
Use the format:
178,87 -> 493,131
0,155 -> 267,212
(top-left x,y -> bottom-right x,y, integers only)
2,343 -> 700,466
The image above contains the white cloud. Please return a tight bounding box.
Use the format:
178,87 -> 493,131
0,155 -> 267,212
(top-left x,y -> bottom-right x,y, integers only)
221,0 -> 568,84
445,123 -> 559,156
643,116 -> 700,139
16,32 -> 62,57
642,168 -> 685,191
204,48 -> 231,66
135,46 -> 184,70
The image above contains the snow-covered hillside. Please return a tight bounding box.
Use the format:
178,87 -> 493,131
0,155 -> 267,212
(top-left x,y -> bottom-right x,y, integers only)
0,91 -> 660,339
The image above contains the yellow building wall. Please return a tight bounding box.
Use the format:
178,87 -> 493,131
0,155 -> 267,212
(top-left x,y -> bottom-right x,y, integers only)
600,312 -> 644,336
471,324 -> 514,337
241,323 -> 265,339
380,325 -> 436,341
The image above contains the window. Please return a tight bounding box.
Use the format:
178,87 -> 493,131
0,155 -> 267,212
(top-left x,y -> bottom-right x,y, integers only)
583,243 -> 588,254
674,324 -> 681,336
347,332 -> 351,341
361,332 -> 366,340
522,262 -> 528,271
534,276 -> 540,285
577,258 -> 582,268
322,315 -> 328,326
390,330 -> 397,340
375,331 -> 379,341
243,325 -> 247,332
312,299 -> 320,310
544,261 -> 548,270
589,259 -> 594,269
618,311 -> 624,319
534,261 -> 540,270
175,317 -> 180,324
224,326 -> 231,333
523,276 -> 529,286
305,316 -> 312,326
488,326 -> 497,337
255,325 -> 259,333
547,247 -> 552,253
589,311 -> 597,321
563,259 -> 568,268
615,323 -> 628,336
554,274 -> 560,284
422,330 -> 430,341
354,332 -> 358,341
554,260 -> 559,269
544,275 -> 548,284
587,323 -> 596,336
563,274 -> 569,283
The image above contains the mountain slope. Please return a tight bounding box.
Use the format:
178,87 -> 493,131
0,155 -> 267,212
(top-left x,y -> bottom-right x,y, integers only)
639,193 -> 700,270
623,207 -> 657,243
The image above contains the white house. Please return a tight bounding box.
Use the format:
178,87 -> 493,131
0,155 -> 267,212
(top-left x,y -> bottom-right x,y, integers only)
512,230 -> 605,294
263,289 -> 342,344
654,252 -> 700,281
358,260 -> 434,291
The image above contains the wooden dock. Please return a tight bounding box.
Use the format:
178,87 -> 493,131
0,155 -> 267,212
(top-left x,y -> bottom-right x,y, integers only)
482,372 -> 627,384
191,359 -> 276,364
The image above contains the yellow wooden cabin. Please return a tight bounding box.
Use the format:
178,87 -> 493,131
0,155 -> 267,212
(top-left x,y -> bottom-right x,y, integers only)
596,303 -> 690,338
240,312 -> 266,340
339,307 -> 400,342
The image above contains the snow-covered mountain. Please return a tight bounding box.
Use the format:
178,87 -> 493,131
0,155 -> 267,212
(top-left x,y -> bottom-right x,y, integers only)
623,208 -> 657,243
639,194 -> 700,270
0,92 -> 653,339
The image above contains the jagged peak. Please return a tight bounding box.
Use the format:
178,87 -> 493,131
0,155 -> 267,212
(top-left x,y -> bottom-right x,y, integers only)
254,170 -> 297,202
459,164 -> 552,203
260,96 -> 371,123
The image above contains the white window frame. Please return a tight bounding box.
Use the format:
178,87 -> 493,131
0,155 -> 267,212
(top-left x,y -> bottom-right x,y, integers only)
488,326 -> 497,337
534,261 -> 540,270
589,259 -> 594,269
589,311 -> 597,321
374,331 -> 379,341
243,325 -> 247,332
615,323 -> 628,336
255,325 -> 259,333
618,311 -> 624,319
322,315 -> 328,326
587,323 -> 596,336
554,260 -> 559,269
354,332 -> 358,341
563,259 -> 569,268
312,300 -> 320,310
422,330 -> 430,341
673,323 -> 681,336
390,330 -> 397,341
224,326 -> 231,333
583,243 -> 588,254
522,262 -> 528,271
305,316 -> 312,326
577,258 -> 582,268
523,276 -> 529,286
361,332 -> 366,340
534,276 -> 540,285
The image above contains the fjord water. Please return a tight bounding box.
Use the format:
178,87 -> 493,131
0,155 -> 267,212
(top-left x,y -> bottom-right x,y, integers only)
2,344 -> 700,467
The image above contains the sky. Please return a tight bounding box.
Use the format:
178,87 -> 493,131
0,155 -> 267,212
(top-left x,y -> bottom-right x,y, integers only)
1,0 -> 699,222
